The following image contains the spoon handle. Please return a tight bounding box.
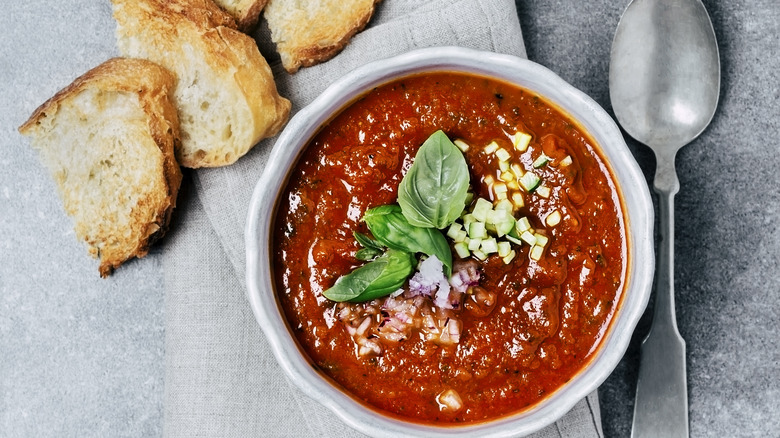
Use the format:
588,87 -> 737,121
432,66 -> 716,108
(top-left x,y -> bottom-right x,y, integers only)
632,156 -> 688,438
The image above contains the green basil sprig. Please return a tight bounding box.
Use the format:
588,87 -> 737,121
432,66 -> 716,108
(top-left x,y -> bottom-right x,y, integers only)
322,249 -> 414,302
353,231 -> 383,261
363,205 -> 452,276
398,130 -> 470,229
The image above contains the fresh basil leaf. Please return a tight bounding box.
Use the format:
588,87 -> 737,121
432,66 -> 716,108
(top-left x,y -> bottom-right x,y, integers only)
364,204 -> 452,276
322,249 -> 414,303
397,130 -> 470,229
351,250 -> 415,302
322,257 -> 388,302
353,231 -> 384,251
355,247 -> 381,261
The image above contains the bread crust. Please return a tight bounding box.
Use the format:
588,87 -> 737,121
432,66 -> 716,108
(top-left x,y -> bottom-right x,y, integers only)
113,0 -> 291,168
265,0 -> 382,73
19,58 -> 182,277
213,0 -> 269,32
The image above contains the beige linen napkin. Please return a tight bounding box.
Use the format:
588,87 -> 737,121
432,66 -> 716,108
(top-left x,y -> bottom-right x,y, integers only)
162,0 -> 604,436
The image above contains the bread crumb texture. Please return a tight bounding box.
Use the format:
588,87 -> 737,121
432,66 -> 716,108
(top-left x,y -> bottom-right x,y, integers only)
264,0 -> 382,73
19,58 -> 183,277
112,0 -> 291,168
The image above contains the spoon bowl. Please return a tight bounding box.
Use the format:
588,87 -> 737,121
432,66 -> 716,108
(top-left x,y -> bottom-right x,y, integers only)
611,0 -> 720,152
609,0 -> 720,437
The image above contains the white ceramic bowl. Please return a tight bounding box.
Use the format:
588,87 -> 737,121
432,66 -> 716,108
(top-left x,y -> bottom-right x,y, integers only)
246,46 -> 654,437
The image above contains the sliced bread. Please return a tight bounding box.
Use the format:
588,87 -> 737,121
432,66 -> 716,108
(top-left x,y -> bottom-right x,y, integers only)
18,58 -> 183,277
264,0 -> 382,73
112,0 -> 291,168
212,0 -> 269,32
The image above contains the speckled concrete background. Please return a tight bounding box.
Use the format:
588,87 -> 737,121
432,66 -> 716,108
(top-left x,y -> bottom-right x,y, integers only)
1,0 -> 777,437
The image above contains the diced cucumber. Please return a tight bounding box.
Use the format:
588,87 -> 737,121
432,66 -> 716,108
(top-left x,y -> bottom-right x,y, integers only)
468,238 -> 483,251
472,198 -> 493,222
496,219 -> 515,237
468,221 -> 488,239
472,249 -> 488,261
481,238 -> 498,254
519,171 -> 541,192
512,192 -> 525,208
513,132 -> 532,152
516,217 -> 532,232
536,185 -> 551,198
520,230 -> 537,246
502,249 -> 517,264
499,170 -> 514,182
454,242 -> 471,258
511,163 -> 525,179
560,155 -> 573,167
454,139 -> 470,152
447,222 -> 463,239
533,153 -> 550,168
495,148 -> 511,162
505,234 -> 523,246
462,213 -> 477,225
497,241 -> 512,258
534,233 -> 549,247
494,199 -> 514,212
530,245 -> 544,261
499,160 -> 510,172
546,210 -> 562,227
454,229 -> 468,243
484,141 -> 500,154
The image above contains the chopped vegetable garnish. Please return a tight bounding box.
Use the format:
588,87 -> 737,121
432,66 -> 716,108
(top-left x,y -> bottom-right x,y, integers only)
519,171 -> 541,192
546,210 -> 562,227
520,230 -> 537,246
502,249 -> 517,264
511,163 -> 525,179
511,192 -> 525,208
454,139 -> 470,152
484,141 -> 499,154
481,238 -> 498,254
497,241 -> 512,258
530,245 -> 544,261
468,221 -> 487,239
472,198 -> 493,222
512,131 -> 532,151
560,155 -> 573,167
454,242 -> 470,258
533,153 -> 550,168
516,217 -> 532,232
495,148 -> 511,162
536,185 -> 551,198
534,233 -> 549,247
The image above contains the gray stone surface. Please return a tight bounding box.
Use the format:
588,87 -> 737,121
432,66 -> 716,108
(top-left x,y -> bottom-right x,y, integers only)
1,0 -> 778,437
1,2 -> 163,437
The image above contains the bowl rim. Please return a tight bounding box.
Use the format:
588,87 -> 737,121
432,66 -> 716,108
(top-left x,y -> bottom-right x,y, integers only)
245,46 -> 654,437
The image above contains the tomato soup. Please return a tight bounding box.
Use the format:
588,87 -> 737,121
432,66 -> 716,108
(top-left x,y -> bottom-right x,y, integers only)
272,72 -> 626,423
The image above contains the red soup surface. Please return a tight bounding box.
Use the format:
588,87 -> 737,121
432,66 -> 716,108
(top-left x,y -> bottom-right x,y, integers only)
272,72 -> 626,424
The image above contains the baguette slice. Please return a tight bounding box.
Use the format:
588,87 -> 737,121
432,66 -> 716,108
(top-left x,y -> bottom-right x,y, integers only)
18,58 -> 183,277
112,0 -> 291,168
264,0 -> 381,73
212,0 -> 269,32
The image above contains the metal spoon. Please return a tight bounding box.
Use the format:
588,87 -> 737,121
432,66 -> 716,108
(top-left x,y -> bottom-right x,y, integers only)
609,0 -> 720,436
